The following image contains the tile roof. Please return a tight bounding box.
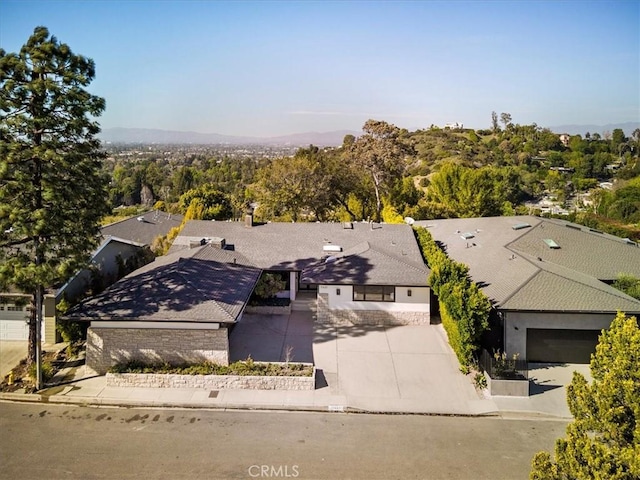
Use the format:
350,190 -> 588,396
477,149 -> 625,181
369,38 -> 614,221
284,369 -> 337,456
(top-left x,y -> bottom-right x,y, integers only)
101,210 -> 184,246
65,244 -> 260,323
170,221 -> 429,286
416,216 -> 640,313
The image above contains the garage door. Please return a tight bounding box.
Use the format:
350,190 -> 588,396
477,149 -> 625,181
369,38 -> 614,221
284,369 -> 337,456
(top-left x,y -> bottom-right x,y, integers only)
0,304 -> 29,341
527,328 -> 601,363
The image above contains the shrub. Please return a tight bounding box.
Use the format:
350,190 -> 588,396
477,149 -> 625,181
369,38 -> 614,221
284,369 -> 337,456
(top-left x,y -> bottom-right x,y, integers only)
29,361 -> 54,383
413,226 -> 490,368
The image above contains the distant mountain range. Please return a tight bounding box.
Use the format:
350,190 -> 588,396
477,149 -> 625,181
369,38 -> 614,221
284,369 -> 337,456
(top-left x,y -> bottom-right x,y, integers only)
548,122 -> 639,136
99,128 -> 359,146
99,122 -> 639,146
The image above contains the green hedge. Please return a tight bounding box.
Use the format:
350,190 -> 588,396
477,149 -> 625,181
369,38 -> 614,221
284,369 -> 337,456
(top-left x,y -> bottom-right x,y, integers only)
414,226 -> 491,366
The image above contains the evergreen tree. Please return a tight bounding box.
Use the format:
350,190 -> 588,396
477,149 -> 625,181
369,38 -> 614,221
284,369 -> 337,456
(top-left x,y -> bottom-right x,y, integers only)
530,312 -> 640,479
0,27 -> 110,387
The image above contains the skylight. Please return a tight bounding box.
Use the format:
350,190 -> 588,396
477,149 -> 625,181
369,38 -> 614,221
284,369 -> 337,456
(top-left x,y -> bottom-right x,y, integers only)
460,232 -> 475,240
512,223 -> 531,230
543,239 -> 560,249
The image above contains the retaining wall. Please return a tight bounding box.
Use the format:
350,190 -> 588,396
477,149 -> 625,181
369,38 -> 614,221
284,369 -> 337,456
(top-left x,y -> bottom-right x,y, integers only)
106,365 -> 315,390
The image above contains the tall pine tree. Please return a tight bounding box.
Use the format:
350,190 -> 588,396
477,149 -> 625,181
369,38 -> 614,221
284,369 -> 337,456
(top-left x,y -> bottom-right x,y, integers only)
0,27 -> 110,388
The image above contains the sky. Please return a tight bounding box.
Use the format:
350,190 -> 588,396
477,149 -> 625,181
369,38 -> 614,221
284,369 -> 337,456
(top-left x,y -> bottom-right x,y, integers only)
1,0 -> 639,137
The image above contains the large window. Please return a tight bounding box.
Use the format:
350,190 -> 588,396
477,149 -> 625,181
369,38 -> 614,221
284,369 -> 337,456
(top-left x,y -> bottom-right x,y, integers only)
353,285 -> 395,302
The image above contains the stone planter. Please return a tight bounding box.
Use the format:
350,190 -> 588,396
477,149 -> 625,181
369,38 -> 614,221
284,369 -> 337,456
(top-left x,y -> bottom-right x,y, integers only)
486,373 -> 529,396
106,364 -> 315,391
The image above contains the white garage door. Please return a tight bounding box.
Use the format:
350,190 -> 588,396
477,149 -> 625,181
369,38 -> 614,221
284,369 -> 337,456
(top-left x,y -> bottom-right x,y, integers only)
0,304 -> 30,341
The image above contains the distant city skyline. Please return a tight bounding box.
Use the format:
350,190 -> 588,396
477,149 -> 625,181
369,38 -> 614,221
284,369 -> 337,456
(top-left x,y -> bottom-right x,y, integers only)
1,0 -> 638,137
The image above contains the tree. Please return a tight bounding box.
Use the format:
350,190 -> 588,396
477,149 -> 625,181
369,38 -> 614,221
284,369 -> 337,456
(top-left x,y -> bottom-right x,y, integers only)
178,184 -> 232,220
491,111 -> 499,133
530,312 -> 640,480
0,27 -> 110,387
500,112 -> 512,131
346,120 -> 410,222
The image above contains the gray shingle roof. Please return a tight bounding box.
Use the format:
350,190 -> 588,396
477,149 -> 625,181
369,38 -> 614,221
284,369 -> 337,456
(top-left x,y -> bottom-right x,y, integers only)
101,210 -> 184,246
416,216 -> 640,313
65,244 -> 260,323
170,221 -> 429,286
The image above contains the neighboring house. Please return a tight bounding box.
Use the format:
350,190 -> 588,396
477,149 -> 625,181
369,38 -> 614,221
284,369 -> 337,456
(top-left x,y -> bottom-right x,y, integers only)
0,210 -> 183,343
559,133 -> 571,147
0,289 -> 55,342
444,122 -> 463,130
66,219 -> 431,374
100,210 -> 183,246
416,216 -> 640,363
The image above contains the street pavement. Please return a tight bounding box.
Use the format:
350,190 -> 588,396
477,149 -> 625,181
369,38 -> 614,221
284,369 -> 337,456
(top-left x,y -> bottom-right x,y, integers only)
0,402 -> 569,480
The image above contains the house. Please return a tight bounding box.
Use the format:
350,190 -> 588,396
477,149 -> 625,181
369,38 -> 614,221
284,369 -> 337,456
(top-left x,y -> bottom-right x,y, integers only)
559,133 -> 571,147
415,216 -> 640,363
66,219 -> 431,374
57,210 -> 183,304
0,210 -> 183,343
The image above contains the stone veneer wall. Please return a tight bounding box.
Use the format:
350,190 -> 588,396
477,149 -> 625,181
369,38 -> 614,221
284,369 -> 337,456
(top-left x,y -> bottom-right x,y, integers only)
106,367 -> 315,391
316,293 -> 429,326
87,327 -> 229,375
245,305 -> 291,315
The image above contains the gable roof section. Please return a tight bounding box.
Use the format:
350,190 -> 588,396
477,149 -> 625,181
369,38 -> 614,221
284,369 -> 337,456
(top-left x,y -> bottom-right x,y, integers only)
170,221 -> 429,286
417,216 -> 640,314
101,210 -> 184,246
301,241 -> 429,285
65,244 -> 260,323
506,218 -> 640,280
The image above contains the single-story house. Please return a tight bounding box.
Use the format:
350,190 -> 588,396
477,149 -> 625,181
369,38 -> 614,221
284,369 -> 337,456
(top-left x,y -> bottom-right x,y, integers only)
415,216 -> 640,363
66,218 -> 431,373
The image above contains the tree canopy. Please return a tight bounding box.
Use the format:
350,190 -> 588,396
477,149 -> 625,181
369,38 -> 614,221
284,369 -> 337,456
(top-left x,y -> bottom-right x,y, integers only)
0,27 -> 110,374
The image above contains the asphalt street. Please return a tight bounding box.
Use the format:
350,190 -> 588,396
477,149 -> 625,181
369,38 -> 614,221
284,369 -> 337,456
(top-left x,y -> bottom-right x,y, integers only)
0,402 -> 567,480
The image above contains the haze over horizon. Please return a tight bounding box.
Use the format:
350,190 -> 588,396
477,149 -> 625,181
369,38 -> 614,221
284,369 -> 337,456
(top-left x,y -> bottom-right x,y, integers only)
1,0 -> 638,137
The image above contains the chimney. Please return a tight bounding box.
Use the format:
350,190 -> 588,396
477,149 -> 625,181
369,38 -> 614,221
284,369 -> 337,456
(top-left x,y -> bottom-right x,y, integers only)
244,205 -> 254,228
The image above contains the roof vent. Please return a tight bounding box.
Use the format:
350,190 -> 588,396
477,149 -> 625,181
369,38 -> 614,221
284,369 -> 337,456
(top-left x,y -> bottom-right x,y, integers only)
137,216 -> 145,222
460,232 -> 475,240
343,222 -> 353,229
543,239 -> 560,249
323,245 -> 342,253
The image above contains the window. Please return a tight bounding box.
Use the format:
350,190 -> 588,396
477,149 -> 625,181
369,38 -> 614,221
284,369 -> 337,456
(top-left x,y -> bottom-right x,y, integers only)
353,285 -> 395,302
336,288 -> 341,296
7,305 -> 24,312
407,289 -> 412,297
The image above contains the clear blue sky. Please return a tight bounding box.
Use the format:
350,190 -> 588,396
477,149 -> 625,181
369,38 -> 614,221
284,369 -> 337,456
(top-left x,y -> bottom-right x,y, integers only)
1,0 -> 639,137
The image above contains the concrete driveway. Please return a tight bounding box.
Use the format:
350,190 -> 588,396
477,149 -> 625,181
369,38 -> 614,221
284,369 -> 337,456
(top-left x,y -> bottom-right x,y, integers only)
490,363 -> 592,418
0,341 -> 27,380
230,311 -> 495,415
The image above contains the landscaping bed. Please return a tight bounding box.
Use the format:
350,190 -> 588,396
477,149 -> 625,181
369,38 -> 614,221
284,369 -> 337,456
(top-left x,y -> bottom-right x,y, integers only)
107,359 -> 315,390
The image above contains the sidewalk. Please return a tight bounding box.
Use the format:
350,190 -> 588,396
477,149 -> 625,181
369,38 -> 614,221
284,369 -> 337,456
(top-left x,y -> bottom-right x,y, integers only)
1,365 -> 496,415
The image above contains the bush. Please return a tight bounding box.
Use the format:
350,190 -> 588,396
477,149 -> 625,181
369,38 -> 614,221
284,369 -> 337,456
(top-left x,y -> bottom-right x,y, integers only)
108,358 -> 313,377
28,361 -> 54,383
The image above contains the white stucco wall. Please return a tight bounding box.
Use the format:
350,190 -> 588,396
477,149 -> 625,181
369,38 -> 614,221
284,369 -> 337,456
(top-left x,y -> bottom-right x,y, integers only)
318,285 -> 430,313
504,310 -> 616,360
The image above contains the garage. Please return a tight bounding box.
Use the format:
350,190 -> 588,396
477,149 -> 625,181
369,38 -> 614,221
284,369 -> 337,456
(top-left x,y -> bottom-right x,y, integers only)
0,304 -> 29,341
526,328 -> 601,364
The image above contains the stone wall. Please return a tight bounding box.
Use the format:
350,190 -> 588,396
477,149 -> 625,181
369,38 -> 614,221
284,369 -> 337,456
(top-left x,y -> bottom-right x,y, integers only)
87,326 -> 229,375
316,293 -> 429,326
106,366 -> 315,390
245,305 -> 291,315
